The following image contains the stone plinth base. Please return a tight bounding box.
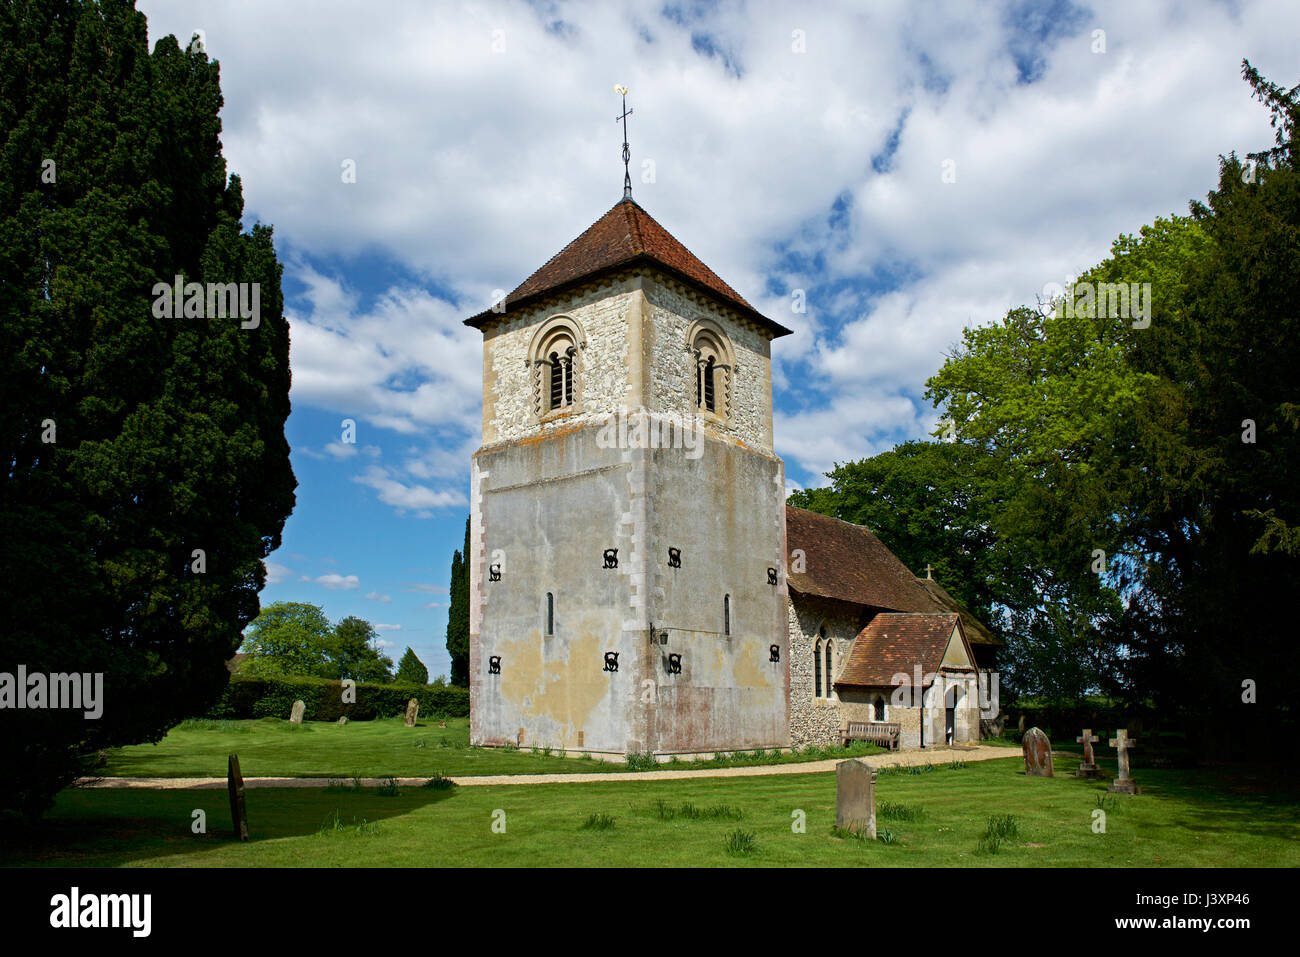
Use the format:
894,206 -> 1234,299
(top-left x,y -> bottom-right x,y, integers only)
1108,777 -> 1140,794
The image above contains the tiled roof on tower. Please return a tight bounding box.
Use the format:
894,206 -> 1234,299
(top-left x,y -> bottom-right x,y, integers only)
464,197 -> 792,338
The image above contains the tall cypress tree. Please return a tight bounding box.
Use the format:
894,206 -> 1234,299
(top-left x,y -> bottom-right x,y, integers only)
0,0 -> 295,818
445,516 -> 470,686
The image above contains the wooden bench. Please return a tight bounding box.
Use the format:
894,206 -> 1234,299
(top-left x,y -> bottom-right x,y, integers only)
844,721 -> 901,750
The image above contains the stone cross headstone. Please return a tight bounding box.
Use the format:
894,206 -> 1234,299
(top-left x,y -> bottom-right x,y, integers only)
1108,729 -> 1140,794
1022,727 -> 1054,777
835,758 -> 877,838
404,698 -> 419,728
227,753 -> 248,841
1075,729 -> 1101,779
337,715 -> 348,726
289,700 -> 305,724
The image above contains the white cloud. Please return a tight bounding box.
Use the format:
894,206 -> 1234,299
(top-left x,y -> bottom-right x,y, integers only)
263,561 -> 294,584
365,591 -> 393,603
405,583 -> 450,595
314,573 -> 361,590
353,464 -> 468,517
136,0 -> 1298,487
374,624 -> 403,632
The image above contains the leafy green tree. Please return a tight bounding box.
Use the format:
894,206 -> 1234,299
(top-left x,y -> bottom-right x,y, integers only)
923,62 -> 1300,730
446,517 -> 470,686
329,616 -> 394,683
241,603 -> 332,677
395,647 -> 429,685
0,1 -> 295,819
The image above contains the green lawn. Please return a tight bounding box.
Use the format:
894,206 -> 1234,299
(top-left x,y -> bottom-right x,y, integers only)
9,755 -> 1297,867
98,716 -> 883,778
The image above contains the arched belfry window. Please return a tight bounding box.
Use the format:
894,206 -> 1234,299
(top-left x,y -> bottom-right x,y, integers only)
547,348 -> 574,409
528,316 -> 585,418
686,318 -> 733,421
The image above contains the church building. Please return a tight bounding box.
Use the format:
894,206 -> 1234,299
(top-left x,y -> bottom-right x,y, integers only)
464,184 -> 998,758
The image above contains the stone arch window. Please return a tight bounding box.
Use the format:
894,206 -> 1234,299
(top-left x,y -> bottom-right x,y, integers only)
528,316 -> 586,418
686,318 -> 734,421
825,639 -> 834,700
873,695 -> 886,721
814,638 -> 823,698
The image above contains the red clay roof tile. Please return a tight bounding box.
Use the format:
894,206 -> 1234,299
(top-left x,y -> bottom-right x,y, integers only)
836,613 -> 966,688
465,197 -> 791,337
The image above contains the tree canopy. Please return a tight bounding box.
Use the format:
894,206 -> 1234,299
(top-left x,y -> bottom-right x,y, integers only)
794,62 -> 1299,743
395,647 -> 429,686
0,0 -> 295,819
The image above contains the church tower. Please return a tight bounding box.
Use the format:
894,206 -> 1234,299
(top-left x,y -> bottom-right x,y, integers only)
464,194 -> 793,757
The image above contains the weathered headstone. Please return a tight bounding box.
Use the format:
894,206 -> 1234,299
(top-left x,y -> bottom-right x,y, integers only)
1022,727 -> 1054,777
404,698 -> 419,728
1108,729 -> 1140,794
1075,729 -> 1101,779
227,753 -> 249,841
439,719 -> 447,728
289,700 -> 305,724
337,716 -> 348,726
835,758 -> 877,838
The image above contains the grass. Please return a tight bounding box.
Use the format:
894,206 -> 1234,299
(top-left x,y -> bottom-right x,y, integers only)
97,717 -> 883,779
6,755 -> 1299,867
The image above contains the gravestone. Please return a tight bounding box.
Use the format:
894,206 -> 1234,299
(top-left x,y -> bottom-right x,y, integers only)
1022,727 -> 1054,777
835,759 -> 877,838
227,753 -> 249,841
337,716 -> 348,726
1075,729 -> 1101,779
439,719 -> 447,728
1108,729 -> 1140,794
289,700 -> 305,724
404,698 -> 419,728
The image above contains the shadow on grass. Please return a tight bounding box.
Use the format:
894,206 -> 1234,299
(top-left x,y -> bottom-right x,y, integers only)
0,784 -> 460,868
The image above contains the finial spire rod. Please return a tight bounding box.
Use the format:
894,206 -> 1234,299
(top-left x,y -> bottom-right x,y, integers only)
614,85 -> 633,199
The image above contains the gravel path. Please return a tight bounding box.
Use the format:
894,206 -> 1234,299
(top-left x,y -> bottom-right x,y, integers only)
76,745 -> 1020,790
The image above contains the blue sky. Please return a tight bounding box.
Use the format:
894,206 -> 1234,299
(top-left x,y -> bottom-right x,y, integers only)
140,0 -> 1293,679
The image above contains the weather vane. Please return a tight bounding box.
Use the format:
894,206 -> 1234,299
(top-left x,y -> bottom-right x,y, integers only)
615,84 -> 633,199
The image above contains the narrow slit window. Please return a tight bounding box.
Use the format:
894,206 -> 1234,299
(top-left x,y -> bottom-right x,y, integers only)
703,356 -> 716,412
814,640 -> 823,697
548,353 -> 563,409
545,592 -> 554,636
825,640 -> 833,699
723,594 -> 731,636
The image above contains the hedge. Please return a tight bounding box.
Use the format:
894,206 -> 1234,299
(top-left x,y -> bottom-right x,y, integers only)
204,674 -> 470,722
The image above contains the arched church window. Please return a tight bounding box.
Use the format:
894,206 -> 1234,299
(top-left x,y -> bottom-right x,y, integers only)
814,638 -> 823,698
825,639 -> 834,700
686,319 -> 733,421
873,695 -> 885,721
547,348 -> 574,410
528,316 -> 585,418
